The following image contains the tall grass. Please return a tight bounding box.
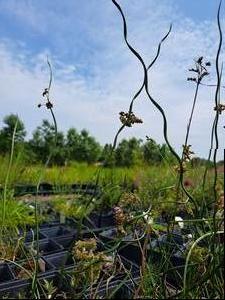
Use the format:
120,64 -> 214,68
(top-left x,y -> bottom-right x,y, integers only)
111,0 -> 224,298
0,0 -> 224,298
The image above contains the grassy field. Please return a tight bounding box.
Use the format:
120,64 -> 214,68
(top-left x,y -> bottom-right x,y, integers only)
1,154 -> 222,187
0,153 -> 224,298
0,158 -> 139,186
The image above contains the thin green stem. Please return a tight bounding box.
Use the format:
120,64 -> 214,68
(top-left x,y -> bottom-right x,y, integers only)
183,230 -> 224,297
112,0 -> 197,211
182,83 -> 200,161
32,58 -> 58,297
1,117 -> 18,230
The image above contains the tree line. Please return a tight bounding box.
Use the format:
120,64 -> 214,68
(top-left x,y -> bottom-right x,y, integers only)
0,114 -> 210,167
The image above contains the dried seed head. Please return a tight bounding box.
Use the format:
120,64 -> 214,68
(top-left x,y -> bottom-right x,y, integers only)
214,104 -> 225,114
174,161 -> 187,173
113,206 -> 126,235
113,206 -> 126,226
197,56 -> 203,64
119,192 -> 141,207
42,88 -> 49,97
187,77 -> 197,82
119,111 -> 143,127
73,238 -> 97,260
188,68 -> 198,73
188,57 -> 211,83
46,101 -> 53,109
182,144 -> 194,161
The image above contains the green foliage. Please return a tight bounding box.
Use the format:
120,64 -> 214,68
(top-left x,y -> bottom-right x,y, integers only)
52,195 -> 95,219
115,137 -> 143,167
137,165 -> 176,211
97,182 -> 123,210
0,114 -> 184,167
0,191 -> 35,229
141,264 -> 165,298
100,143 -> 116,166
143,138 -> 161,163
29,119 -> 66,165
0,114 -> 26,154
67,128 -> 102,164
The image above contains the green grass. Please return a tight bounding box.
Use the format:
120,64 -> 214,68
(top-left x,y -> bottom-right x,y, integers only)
0,157 -> 145,185
1,155 -> 222,187
0,153 -> 223,299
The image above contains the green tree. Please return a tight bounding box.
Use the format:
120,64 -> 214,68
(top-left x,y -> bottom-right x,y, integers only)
0,114 -> 26,154
143,138 -> 161,163
159,143 -> 176,164
78,129 -> 102,163
115,138 -> 143,167
29,120 -> 66,165
100,143 -> 116,166
66,128 -> 80,161
66,128 -> 102,163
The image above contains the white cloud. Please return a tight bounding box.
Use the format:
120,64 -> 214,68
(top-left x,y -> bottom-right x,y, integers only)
0,0 -> 224,160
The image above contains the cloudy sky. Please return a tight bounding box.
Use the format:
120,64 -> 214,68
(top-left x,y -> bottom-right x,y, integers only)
0,0 -> 224,159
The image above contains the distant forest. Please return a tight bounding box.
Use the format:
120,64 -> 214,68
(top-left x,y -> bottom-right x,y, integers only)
0,114 -> 221,167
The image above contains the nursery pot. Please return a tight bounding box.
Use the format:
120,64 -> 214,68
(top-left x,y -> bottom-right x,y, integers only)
25,238 -> 63,256
40,225 -> 74,238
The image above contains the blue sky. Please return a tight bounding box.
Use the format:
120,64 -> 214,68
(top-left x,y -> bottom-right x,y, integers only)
0,0 -> 224,159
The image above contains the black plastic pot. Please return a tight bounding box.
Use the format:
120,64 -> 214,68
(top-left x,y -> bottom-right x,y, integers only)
24,230 -> 48,242
99,210 -> 116,228
39,220 -> 61,228
0,281 -> 30,298
85,275 -> 140,299
83,212 -> 100,229
118,243 -> 143,266
86,211 -> 115,229
54,235 -> 75,250
85,281 -> 132,299
38,182 -> 53,195
43,251 -> 75,271
25,238 -> 63,256
155,233 -> 185,256
10,257 -> 55,280
14,184 -> 36,196
99,228 -> 145,245
40,225 -> 74,238
117,232 -> 185,266
163,257 -> 186,289
0,264 -> 27,298
71,183 -> 101,196
0,263 -> 14,283
103,256 -> 140,281
0,270 -> 57,298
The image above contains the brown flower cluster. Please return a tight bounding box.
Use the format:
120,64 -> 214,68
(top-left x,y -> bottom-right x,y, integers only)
73,238 -> 97,260
72,238 -> 113,286
119,192 -> 141,208
182,144 -> 195,161
73,238 -> 109,263
38,88 -> 53,109
215,183 -> 224,210
174,161 -> 187,173
174,145 -> 195,173
119,111 -> 143,127
113,206 -> 126,235
214,103 -> 225,114
187,56 -> 211,84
